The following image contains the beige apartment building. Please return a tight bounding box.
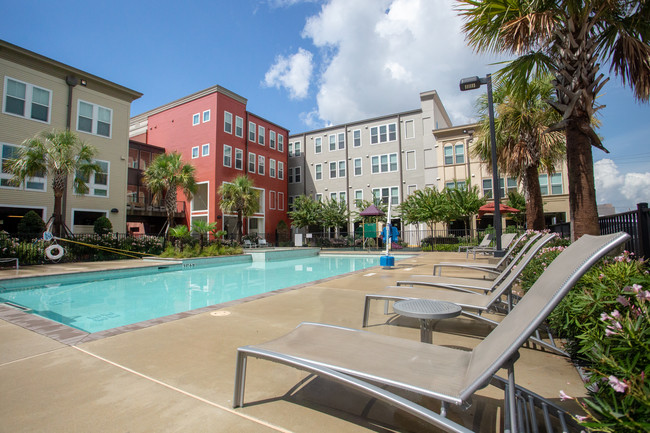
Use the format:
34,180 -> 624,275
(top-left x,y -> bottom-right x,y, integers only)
0,40 -> 141,234
288,90 -> 569,241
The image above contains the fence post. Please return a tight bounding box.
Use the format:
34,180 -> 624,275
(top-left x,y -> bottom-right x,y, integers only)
637,203 -> 650,259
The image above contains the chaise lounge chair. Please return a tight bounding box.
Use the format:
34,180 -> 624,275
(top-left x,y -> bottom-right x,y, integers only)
457,233 -> 492,254
395,233 -> 547,294
233,232 -> 629,432
465,232 -> 517,259
432,233 -> 528,277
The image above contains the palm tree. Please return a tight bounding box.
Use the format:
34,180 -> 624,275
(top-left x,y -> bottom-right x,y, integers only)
143,152 -> 197,235
8,129 -> 99,236
218,175 -> 259,243
191,220 -> 217,249
458,0 -> 650,239
472,76 -> 565,230
288,195 -> 322,230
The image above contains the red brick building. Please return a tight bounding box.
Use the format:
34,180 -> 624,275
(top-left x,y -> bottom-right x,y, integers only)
130,86 -> 289,242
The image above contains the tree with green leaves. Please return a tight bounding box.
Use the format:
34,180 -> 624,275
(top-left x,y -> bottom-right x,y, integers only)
143,152 -> 197,235
458,0 -> 650,239
472,75 -> 565,230
288,195 -> 322,230
506,190 -> 527,228
398,187 -> 450,235
191,219 -> 217,249
320,198 -> 349,235
445,182 -> 486,238
218,175 -> 259,243
352,199 -> 388,224
8,129 -> 99,236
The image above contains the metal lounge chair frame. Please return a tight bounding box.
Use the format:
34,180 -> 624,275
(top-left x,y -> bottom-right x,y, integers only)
395,233 -> 545,295
363,234 -> 563,355
433,233 -> 527,277
457,232 -> 492,254
233,232 -> 629,432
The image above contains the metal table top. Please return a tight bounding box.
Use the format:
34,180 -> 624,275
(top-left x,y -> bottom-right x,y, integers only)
393,299 -> 462,320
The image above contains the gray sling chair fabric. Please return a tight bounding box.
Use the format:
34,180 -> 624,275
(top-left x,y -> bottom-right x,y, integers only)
395,233 -> 546,294
432,233 -> 527,278
363,233 -> 563,355
466,232 -> 517,259
233,232 -> 629,432
457,232 -> 492,253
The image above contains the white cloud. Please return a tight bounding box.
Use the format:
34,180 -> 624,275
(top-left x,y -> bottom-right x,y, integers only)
281,0 -> 499,127
594,158 -> 650,211
263,48 -> 314,100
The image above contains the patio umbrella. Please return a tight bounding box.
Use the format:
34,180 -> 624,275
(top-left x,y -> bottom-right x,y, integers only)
478,202 -> 521,217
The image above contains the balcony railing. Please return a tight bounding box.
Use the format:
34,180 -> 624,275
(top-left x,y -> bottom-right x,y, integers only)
126,201 -> 186,216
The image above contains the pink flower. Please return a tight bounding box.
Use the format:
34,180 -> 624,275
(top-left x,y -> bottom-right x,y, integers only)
632,284 -> 643,293
600,312 -> 611,321
611,310 -> 621,319
575,415 -> 588,422
637,290 -> 650,301
617,295 -> 630,307
605,327 -> 618,336
608,376 -> 628,393
559,390 -> 573,401
598,273 -> 605,279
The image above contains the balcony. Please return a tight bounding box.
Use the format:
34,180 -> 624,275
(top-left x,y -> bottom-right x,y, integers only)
126,201 -> 186,217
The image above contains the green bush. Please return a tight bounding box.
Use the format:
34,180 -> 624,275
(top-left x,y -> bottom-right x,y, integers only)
160,242 -> 242,258
16,211 -> 45,241
93,216 -> 113,235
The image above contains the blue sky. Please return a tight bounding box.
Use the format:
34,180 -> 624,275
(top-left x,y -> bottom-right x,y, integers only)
2,0 -> 649,211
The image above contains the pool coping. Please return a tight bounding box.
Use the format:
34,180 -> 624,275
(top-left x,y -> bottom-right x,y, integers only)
0,253 -> 417,345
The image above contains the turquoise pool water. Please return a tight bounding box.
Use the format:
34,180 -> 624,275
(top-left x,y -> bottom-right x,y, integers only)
0,254 -> 398,333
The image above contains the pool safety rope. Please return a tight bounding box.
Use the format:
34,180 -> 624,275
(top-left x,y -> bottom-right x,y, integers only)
43,231 -> 152,261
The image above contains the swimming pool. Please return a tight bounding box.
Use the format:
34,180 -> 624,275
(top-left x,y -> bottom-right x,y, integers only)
0,254 -> 403,333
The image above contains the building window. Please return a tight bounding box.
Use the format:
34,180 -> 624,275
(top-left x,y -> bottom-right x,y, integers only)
202,143 -> 209,157
538,174 -> 548,195
257,155 -> 266,176
72,210 -> 107,227
278,192 -> 284,210
235,149 -> 243,170
551,173 -> 563,195
407,184 -> 417,196
354,189 -> 363,202
224,111 -> 232,133
192,182 -> 209,212
77,160 -> 109,197
278,161 -> 284,180
278,134 -> 284,152
372,186 -> 399,205
77,100 -> 112,137
507,177 -> 518,194
370,123 -> 397,144
258,126 -> 265,145
337,132 -> 345,150
329,135 -> 336,151
371,153 -> 398,174
339,191 -> 346,203
270,191 -> 276,210
315,163 -> 322,180
404,120 -> 414,138
192,146 -> 199,159
483,178 -> 506,199
338,160 -> 346,177
270,159 -> 276,178
193,113 -> 200,125
249,122 -> 256,142
270,131 -> 276,149
294,166 -> 301,183
445,181 -> 466,190
1,143 -> 46,190
315,193 -> 322,202
235,116 -> 243,137
406,150 -> 416,170
3,77 -> 51,123
455,143 -> 465,164
248,152 -> 256,173
354,158 -> 362,176
353,129 -> 361,147
203,110 -> 210,123
293,141 -> 301,157
330,192 -> 337,201
315,137 -> 322,154
223,145 -> 232,167
329,162 -> 337,179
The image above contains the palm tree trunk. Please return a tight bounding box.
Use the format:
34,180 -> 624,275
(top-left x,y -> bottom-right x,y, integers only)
525,164 -> 545,230
237,210 -> 243,243
52,192 -> 63,237
165,188 -> 178,235
566,123 -> 600,240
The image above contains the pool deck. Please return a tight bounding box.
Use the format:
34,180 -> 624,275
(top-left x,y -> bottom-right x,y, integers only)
0,251 -> 587,432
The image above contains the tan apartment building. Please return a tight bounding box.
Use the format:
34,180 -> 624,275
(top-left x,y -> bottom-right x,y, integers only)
288,91 -> 569,242
288,91 -> 451,233
0,40 -> 142,234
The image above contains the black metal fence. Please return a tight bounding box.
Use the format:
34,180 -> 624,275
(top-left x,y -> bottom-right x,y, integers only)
548,202 -> 650,259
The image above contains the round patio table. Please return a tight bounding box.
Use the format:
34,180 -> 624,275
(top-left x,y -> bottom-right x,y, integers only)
393,299 -> 462,344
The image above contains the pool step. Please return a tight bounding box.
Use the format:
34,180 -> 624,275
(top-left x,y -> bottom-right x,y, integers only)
3,302 -> 32,313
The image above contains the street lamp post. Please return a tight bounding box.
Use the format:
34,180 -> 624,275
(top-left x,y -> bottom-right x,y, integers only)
460,74 -> 504,257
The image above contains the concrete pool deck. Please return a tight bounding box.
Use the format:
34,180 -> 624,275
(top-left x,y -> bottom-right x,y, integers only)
0,252 -> 587,432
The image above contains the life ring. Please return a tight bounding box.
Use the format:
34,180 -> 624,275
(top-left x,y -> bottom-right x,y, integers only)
45,244 -> 65,260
